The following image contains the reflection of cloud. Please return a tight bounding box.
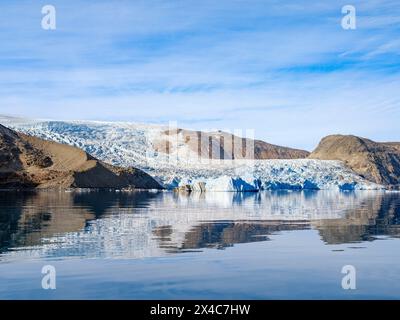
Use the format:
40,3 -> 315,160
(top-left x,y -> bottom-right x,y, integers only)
1,190 -> 399,261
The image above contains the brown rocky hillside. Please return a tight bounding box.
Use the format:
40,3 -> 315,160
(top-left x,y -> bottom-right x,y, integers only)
309,135 -> 400,187
153,128 -> 309,160
0,124 -> 161,189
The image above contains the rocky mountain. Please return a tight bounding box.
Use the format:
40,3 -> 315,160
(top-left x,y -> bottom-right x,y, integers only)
154,128 -> 309,160
0,124 -> 161,189
309,135 -> 400,187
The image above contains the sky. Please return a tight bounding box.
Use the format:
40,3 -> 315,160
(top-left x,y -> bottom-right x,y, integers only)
0,0 -> 399,150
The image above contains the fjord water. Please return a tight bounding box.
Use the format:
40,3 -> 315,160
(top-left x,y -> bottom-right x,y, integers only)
0,190 -> 399,299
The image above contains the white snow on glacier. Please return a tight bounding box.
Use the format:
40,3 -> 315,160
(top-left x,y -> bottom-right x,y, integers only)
0,116 -> 385,191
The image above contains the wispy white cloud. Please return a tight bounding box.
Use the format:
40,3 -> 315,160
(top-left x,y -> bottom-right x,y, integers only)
0,0 -> 399,149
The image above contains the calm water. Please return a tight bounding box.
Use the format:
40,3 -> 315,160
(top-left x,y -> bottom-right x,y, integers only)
0,190 -> 399,299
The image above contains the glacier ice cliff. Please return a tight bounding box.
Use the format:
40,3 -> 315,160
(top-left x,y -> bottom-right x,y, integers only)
158,159 -> 383,191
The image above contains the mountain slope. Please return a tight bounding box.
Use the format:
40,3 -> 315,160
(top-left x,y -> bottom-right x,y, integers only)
0,124 -> 161,189
154,128 -> 309,159
309,135 -> 400,187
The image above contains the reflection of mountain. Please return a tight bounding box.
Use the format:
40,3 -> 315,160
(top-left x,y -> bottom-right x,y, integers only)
0,192 -> 94,253
0,191 -> 159,253
313,193 -> 400,244
0,190 -> 399,260
172,221 -> 309,251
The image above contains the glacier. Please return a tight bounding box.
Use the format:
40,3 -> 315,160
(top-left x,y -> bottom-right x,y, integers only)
0,116 -> 385,191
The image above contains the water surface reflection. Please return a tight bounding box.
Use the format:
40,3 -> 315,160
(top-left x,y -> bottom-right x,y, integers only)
0,190 -> 399,260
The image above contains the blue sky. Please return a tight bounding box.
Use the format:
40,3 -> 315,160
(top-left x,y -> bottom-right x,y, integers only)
0,0 -> 399,150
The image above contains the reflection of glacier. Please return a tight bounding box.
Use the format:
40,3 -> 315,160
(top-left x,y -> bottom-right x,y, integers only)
1,117 -> 383,191
1,190 -> 399,261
